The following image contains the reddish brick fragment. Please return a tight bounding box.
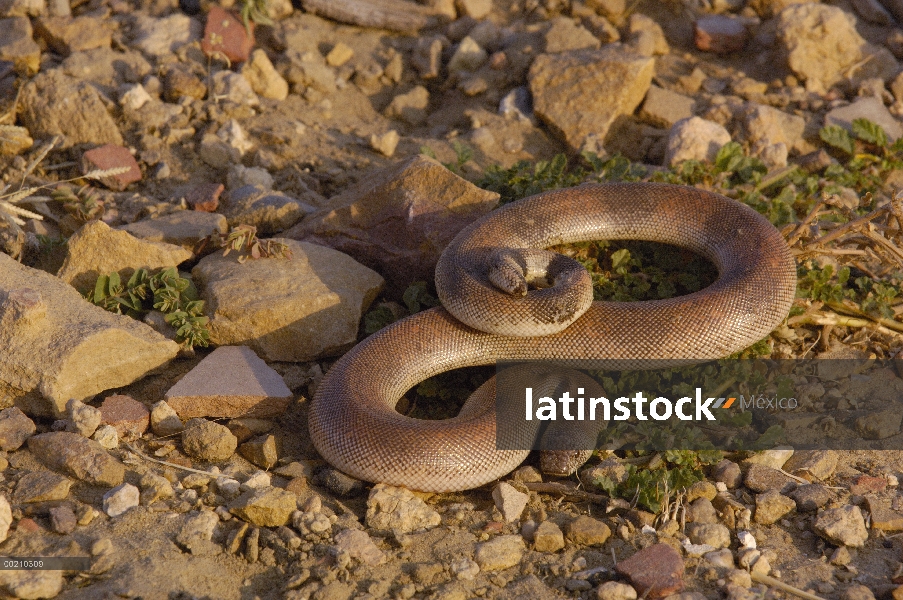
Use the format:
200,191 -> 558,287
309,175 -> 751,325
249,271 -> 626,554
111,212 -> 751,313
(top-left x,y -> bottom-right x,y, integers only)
201,6 -> 254,64
99,394 -> 150,441
694,15 -> 748,54
615,543 -> 684,599
81,144 -> 141,191
185,183 -> 224,212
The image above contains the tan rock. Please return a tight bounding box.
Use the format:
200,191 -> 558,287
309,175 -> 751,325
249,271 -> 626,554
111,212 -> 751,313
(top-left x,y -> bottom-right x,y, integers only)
242,49 -> 289,100
0,254 -> 179,415
0,17 -> 40,74
57,220 -> 192,293
528,46 -> 654,152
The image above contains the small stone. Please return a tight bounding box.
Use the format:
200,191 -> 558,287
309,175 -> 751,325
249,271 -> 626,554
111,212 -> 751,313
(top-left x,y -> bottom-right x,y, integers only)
93,428 -> 117,452
150,400 -> 184,437
131,13 -> 201,58
685,481 -> 717,502
28,432 -> 124,486
65,398 -> 102,438
166,346 -> 293,420
450,557 -> 480,580
139,471 -> 174,505
383,85 -> 430,125
866,496 -> 903,532
687,498 -> 719,524
566,515 -> 611,546
782,450 -> 838,482
856,407 -> 903,440
365,484 -> 441,533
492,482 -> 528,523
0,17 -> 40,74
242,49 -> 289,100
99,394 -> 149,441
370,130 -> 400,157
455,0 -> 491,19
744,463 -> 796,493
615,543 -> 684,599
119,84 -> 152,111
842,584 -> 876,600
230,486 -> 296,527
181,418 -> 238,462
665,116 -> 731,166
830,546 -> 852,566
0,496 -> 9,543
175,510 -> 220,556
14,471 -> 72,503
0,407 -> 35,450
238,434 -> 278,470
544,16 -> 600,53
0,570 -> 63,598
596,581 -> 637,600
813,505 -> 868,547
326,42 -> 353,67
202,6 -> 253,64
686,523 -> 730,549
121,211 -> 228,252
162,65 -> 207,102
33,15 -> 111,56
533,520 -> 565,552
754,490 -> 796,525
712,459 -> 742,488
81,144 -> 141,191
333,529 -> 386,566
474,534 -> 525,571
49,505 -> 77,534
704,548 -> 735,568
103,483 -> 139,517
850,475 -> 887,496
185,183 -> 224,212
639,85 -> 695,129
742,448 -> 794,470
694,15 -> 748,53
790,484 -> 832,512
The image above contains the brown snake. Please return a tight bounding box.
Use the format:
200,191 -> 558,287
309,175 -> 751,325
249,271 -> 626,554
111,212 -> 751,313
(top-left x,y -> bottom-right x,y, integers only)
309,183 -> 797,492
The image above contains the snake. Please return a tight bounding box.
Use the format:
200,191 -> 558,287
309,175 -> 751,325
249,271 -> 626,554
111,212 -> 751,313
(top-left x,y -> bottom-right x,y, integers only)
308,182 -> 797,493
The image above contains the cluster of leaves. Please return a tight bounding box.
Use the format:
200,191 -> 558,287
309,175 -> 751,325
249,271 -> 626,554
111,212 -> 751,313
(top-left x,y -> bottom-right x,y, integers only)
796,261 -> 902,319
90,268 -> 210,349
239,0 -> 274,31
50,183 -> 104,222
819,118 -> 903,189
364,281 -> 440,334
421,142 -> 475,175
212,224 -> 293,262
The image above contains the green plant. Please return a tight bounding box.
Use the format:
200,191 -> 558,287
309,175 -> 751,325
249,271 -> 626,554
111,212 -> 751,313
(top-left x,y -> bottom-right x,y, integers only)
90,267 -> 210,349
51,183 -> 104,222
239,0 -> 274,32
218,224 -> 293,262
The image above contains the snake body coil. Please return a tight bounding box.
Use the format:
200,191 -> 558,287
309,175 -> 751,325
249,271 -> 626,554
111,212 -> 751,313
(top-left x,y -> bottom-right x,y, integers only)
309,183 -> 797,492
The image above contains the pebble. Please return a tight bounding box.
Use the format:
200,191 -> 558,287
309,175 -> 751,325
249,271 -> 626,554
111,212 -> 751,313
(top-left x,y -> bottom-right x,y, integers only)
596,581 -> 637,600
790,484 -> 832,512
686,523 -> 731,549
201,5 -> 254,64
150,400 -> 184,437
665,116 -> 731,166
744,463 -> 796,494
365,484 -> 441,534
139,471 -> 175,505
175,510 -> 220,555
694,15 -> 748,53
181,418 -> 238,462
99,394 -> 149,441
533,520 -> 565,552
49,505 -> 77,534
474,534 -> 524,571
0,407 -> 35,451
326,42 -> 354,67
492,482 -> 528,523
230,487 -> 296,527
315,468 -> 364,497
813,505 -> 869,547
65,398 -> 101,438
566,515 -> 611,546
92,425 -> 119,449
615,543 -> 684,599
14,471 -> 72,503
238,435 -> 278,470
370,130 -> 400,157
80,144 -> 142,191
28,432 -> 124,486
754,490 -> 796,525
332,529 -> 386,565
103,483 -> 140,517
185,183 -> 225,212
242,49 -> 289,101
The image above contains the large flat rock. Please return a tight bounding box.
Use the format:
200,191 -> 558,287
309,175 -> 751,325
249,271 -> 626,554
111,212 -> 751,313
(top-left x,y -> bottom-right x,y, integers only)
0,253 -> 179,416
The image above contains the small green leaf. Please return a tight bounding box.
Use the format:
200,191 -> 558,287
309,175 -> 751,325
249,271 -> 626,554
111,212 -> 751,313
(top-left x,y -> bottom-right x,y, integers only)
610,248 -> 631,271
819,125 -> 855,155
851,118 -> 888,147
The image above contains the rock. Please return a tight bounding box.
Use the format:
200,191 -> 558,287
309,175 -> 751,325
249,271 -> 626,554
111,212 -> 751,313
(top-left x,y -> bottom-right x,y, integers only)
230,486 -> 296,527
0,407 -> 35,450
192,239 -> 374,364
450,557 -> 480,580
181,418 -> 238,462
456,0 -> 491,19
740,105 -> 806,156
293,507 -> 332,536
80,144 -> 142,191
626,13 -> 668,56
65,398 -> 101,437
175,510 -> 219,554
0,124 -> 32,155
565,515 -> 611,546
316,468 -> 365,497
813,505 -> 868,547
131,13 -> 201,58
98,394 -> 149,440
686,523 -> 730,549
199,117 -> 255,168
19,69 -> 123,148
0,0 -> 46,17
150,400 -> 183,437
365,484 -> 441,533
687,498 -> 719,524
162,65 -> 207,102
14,471 -> 72,503
492,482 -> 528,522
239,434 -> 278,469
384,85 -> 430,125
776,4 -> 900,92
474,534 -> 525,571
528,46 -> 654,152
850,475 -> 887,495
742,448 -> 794,470
333,529 -> 387,566
242,49 -> 289,100
49,505 -> 76,534
94,425 -> 118,449
782,450 -> 838,482
0,570 -> 64,599
825,97 -> 903,143
326,42 -> 354,67
165,346 -> 293,419
219,185 -> 315,235
201,6 -> 253,64
754,490 -> 796,525
842,584 -> 876,600
103,483 -> 139,517
370,130 -> 400,157
596,581 -> 638,600
184,183 -> 225,212
448,36 -> 487,74
121,210 -> 228,252
0,496 -> 9,544
412,36 -> 445,79
615,543 -> 684,599
0,17 -> 40,74
866,496 -> 903,532
28,432 -> 124,486
790,484 -> 832,512
56,220 -> 191,293
640,85 -> 695,129
119,83 -> 152,112
665,116 -> 731,166
852,0 -> 894,24
139,471 -> 174,505
533,520 -> 565,552
694,15 -> 748,54
33,15 -> 110,56
287,155 -> 498,291
226,165 -> 274,191
544,17 -> 600,53
744,463 -> 796,493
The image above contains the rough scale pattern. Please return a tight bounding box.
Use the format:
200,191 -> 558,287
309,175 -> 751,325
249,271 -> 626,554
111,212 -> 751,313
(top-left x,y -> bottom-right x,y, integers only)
309,183 -> 797,492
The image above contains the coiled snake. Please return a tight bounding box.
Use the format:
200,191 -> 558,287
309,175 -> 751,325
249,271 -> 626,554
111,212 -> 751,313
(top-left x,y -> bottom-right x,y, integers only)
309,182 -> 797,492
